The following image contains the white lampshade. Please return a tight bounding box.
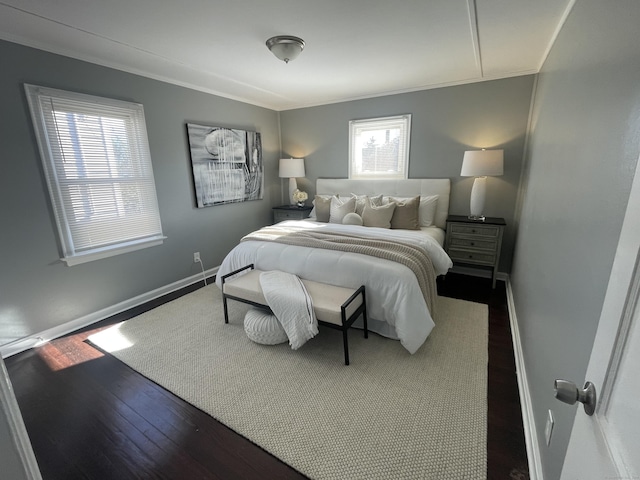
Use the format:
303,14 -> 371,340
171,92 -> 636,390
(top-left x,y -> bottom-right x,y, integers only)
460,149 -> 503,221
279,158 -> 305,178
279,158 -> 305,205
460,149 -> 504,177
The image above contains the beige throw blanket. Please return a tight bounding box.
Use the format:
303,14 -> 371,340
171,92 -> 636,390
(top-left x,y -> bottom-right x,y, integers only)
242,226 -> 437,314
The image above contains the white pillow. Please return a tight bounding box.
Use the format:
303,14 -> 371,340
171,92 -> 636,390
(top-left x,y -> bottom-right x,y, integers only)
342,212 -> 363,226
383,195 -> 439,227
329,196 -> 356,223
418,195 -> 439,227
351,193 -> 383,216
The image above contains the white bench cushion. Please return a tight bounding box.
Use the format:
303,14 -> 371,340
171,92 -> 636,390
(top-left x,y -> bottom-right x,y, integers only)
223,270 -> 363,326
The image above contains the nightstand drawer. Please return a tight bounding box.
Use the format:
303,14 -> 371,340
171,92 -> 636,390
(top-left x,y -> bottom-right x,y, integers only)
449,223 -> 500,238
272,206 -> 311,223
448,248 -> 496,266
274,211 -> 300,222
449,236 -> 497,250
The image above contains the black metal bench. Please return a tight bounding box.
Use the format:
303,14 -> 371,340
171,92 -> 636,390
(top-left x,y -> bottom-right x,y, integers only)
221,264 -> 368,365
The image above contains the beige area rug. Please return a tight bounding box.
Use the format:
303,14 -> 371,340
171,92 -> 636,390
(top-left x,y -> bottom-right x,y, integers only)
89,285 -> 488,480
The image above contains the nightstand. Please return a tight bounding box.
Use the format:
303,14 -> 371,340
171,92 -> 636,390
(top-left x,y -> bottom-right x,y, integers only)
445,215 -> 506,288
272,205 -> 312,223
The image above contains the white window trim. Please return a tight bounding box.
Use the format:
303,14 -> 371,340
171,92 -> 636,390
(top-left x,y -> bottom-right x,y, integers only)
348,114 -> 411,180
24,84 -> 165,266
62,237 -> 166,266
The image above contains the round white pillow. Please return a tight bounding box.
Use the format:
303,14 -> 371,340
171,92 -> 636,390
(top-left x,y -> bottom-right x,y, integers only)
342,212 -> 363,226
244,308 -> 288,345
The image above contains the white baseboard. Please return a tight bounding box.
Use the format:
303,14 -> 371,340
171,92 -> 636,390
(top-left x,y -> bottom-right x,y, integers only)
1,267 -> 219,359
506,279 -> 544,480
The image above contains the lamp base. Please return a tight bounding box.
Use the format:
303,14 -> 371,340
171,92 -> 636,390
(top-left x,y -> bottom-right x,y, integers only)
467,214 -> 486,222
469,176 -> 487,221
288,177 -> 298,205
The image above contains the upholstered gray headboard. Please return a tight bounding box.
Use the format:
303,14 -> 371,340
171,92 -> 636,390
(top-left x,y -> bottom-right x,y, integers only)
316,178 -> 451,229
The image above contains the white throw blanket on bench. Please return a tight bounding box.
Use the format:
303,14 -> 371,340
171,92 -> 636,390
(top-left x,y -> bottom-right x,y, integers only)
259,271 -> 318,350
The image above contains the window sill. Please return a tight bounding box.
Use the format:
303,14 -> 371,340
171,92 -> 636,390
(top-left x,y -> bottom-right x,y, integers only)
62,236 -> 167,266
349,174 -> 408,180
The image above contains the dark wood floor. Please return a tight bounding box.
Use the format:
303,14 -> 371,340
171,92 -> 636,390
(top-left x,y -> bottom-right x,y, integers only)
6,273 -> 528,480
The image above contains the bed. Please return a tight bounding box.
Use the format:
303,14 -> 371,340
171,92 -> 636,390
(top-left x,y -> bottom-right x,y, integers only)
215,178 -> 453,354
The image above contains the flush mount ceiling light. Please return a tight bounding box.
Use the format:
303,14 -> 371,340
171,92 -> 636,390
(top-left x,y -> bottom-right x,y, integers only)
266,35 -> 305,63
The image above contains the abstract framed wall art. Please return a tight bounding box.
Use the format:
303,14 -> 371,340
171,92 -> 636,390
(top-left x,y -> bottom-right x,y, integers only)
187,123 -> 263,207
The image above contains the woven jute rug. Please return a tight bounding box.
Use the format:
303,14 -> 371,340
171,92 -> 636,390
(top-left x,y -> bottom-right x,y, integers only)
89,284 -> 488,479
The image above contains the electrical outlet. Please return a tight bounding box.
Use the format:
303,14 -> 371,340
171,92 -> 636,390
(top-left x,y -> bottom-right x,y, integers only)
545,409 -> 554,446
193,252 -> 200,263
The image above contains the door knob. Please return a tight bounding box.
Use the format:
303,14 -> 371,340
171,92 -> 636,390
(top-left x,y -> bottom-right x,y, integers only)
554,379 -> 597,416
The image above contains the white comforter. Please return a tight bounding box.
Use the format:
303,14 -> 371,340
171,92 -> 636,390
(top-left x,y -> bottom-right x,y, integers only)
215,220 -> 453,354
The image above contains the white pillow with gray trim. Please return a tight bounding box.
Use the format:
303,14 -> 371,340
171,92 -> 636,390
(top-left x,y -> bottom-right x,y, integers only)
351,193 -> 383,216
329,196 -> 356,223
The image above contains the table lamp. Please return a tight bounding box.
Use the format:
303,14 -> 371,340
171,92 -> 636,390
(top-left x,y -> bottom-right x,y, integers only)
279,158 -> 305,205
460,149 -> 504,221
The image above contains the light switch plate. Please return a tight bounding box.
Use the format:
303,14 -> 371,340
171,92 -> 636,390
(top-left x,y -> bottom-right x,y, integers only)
545,409 -> 555,446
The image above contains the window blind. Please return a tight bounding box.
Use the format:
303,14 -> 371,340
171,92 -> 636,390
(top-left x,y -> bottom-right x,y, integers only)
349,114 -> 411,180
25,84 -> 164,265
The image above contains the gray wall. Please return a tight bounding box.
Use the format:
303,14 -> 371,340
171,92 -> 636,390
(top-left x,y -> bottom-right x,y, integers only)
279,76 -> 535,273
511,1 -> 640,478
0,40 -> 280,348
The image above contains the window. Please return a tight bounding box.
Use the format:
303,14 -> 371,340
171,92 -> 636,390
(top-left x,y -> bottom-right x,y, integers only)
349,114 -> 411,179
25,84 -> 165,266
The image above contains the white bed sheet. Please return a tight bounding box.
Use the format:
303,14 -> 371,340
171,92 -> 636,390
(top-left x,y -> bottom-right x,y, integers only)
216,220 -> 453,354
419,225 -> 446,246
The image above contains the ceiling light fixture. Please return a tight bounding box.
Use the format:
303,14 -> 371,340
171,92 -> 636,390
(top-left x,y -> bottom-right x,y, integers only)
266,35 -> 305,63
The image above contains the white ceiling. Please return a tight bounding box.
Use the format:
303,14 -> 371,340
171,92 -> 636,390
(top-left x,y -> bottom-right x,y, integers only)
0,0 -> 573,111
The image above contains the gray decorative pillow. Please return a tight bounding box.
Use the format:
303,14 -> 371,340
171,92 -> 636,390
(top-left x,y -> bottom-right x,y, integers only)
329,196 -> 356,223
312,195 -> 332,222
383,195 -> 439,227
362,197 -> 396,228
389,196 -> 420,230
